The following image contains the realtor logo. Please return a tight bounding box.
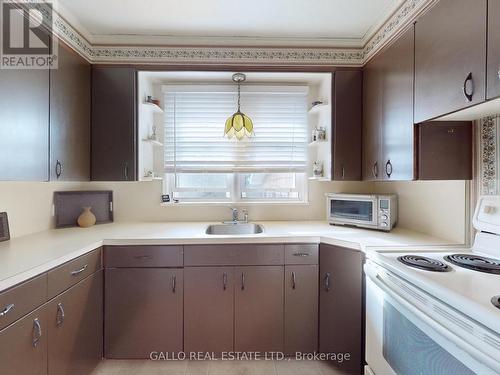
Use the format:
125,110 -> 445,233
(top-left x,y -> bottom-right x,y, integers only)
1,0 -> 58,69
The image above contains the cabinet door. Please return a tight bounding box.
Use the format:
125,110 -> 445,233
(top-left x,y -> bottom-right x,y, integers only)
0,69 -> 49,181
0,304 -> 48,375
48,271 -> 103,375
418,121 -> 472,180
91,66 -> 136,181
284,265 -> 318,354
362,53 -> 383,181
415,0 -> 486,122
235,266 -> 284,352
381,26 -> 415,181
319,244 -> 364,375
487,0 -> 500,99
105,268 -> 183,358
184,267 -> 234,355
332,70 -> 362,181
50,39 -> 90,181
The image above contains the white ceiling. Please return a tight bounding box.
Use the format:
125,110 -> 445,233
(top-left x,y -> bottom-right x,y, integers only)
57,0 -> 403,47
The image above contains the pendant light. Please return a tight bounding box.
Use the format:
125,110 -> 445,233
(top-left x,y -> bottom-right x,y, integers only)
224,73 -> 254,140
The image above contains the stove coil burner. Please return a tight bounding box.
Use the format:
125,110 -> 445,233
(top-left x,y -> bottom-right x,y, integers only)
397,255 -> 451,272
493,296 -> 500,310
444,254 -> 500,274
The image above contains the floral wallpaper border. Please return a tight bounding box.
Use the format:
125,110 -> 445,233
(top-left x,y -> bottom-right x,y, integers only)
480,116 -> 498,195
40,0 -> 436,65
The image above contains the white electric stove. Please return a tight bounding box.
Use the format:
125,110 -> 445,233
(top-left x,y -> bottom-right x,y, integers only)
364,196 -> 500,375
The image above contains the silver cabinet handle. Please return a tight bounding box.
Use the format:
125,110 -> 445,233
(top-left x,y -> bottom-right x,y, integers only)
171,275 -> 176,293
462,72 -> 473,102
223,272 -> 228,291
341,164 -> 345,179
385,160 -> 393,178
293,252 -> 310,257
124,162 -> 129,180
56,303 -> 65,327
32,318 -> 42,347
324,272 -> 331,292
70,264 -> 88,276
241,273 -> 245,290
134,255 -> 151,260
55,160 -> 63,179
373,161 -> 379,178
291,272 -> 296,290
0,303 -> 14,317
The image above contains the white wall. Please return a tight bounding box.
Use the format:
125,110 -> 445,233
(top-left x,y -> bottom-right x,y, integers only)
0,179 -> 468,243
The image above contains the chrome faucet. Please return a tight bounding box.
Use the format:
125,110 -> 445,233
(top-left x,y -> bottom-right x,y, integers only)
223,207 -> 248,224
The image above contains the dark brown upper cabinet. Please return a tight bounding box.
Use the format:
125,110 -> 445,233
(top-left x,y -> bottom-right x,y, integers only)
332,70 -> 362,181
417,121 -> 473,180
91,66 -> 137,181
414,0 -> 487,123
0,69 -> 49,181
50,39 -> 91,181
487,0 -> 500,100
363,26 -> 415,181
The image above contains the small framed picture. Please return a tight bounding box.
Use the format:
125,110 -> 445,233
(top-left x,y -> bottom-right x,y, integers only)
0,212 -> 10,242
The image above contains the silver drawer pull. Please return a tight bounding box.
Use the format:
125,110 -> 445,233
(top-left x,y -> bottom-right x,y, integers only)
32,318 -> 42,347
56,303 -> 65,327
241,273 -> 245,291
293,252 -> 310,257
223,272 -> 228,290
171,275 -> 176,293
0,303 -> 15,317
291,272 -> 296,290
70,264 -> 88,276
134,255 -> 152,260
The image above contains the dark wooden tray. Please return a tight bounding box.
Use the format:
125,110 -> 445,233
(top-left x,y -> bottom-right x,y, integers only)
54,191 -> 113,228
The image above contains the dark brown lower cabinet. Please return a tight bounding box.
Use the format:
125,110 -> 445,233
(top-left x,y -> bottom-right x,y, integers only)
284,265 -> 318,354
184,267 -> 234,355
234,266 -> 284,352
0,304 -> 49,375
319,244 -> 364,375
48,271 -> 103,375
105,268 -> 183,358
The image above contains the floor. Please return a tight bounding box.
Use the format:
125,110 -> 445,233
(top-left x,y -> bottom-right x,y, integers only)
91,359 -> 349,375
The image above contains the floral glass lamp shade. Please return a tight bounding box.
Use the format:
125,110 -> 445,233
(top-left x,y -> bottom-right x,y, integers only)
224,73 -> 254,140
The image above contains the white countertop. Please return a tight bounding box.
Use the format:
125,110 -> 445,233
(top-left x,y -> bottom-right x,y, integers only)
0,221 -> 460,292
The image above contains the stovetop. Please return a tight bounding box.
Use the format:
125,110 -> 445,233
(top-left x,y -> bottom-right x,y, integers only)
444,254 -> 500,274
368,240 -> 500,334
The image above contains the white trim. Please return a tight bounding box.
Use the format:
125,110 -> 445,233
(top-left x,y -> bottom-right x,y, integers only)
24,0 -> 436,65
161,85 -> 309,94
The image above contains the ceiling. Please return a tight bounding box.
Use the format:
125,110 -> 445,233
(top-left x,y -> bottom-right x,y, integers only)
57,0 -> 403,47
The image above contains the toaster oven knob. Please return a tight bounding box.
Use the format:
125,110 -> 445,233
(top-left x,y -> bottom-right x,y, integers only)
381,214 -> 388,220
380,222 -> 388,227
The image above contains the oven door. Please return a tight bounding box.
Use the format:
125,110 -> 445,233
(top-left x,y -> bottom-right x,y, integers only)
365,261 -> 500,375
328,195 -> 377,227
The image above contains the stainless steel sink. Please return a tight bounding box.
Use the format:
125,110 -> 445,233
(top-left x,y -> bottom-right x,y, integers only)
205,223 -> 264,235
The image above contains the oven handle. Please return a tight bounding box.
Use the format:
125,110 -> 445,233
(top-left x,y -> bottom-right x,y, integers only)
365,263 -> 500,374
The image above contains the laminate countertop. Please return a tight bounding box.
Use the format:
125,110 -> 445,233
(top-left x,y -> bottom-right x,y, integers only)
0,221 -> 461,291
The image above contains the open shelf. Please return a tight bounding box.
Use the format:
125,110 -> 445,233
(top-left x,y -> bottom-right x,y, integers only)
308,102 -> 330,114
142,102 -> 164,113
142,138 -> 163,146
308,139 -> 327,147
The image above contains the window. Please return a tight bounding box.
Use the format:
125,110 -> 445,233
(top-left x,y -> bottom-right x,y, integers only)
163,85 -> 308,202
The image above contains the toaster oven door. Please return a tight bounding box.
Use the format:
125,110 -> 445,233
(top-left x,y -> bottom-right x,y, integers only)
329,196 -> 378,227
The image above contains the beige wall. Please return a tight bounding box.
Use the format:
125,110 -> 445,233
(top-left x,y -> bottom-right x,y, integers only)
0,179 -> 468,243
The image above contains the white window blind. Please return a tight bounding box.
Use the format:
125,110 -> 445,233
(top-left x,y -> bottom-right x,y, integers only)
163,85 -> 308,174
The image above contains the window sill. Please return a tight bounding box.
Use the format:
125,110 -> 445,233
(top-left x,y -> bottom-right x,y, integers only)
160,201 -> 311,207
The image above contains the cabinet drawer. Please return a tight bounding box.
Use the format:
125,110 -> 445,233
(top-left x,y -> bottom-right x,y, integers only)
48,248 -> 101,298
0,274 -> 47,331
184,244 -> 284,266
104,246 -> 183,268
285,244 -> 318,265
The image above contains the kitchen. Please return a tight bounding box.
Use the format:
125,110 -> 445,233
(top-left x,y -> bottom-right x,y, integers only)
0,0 -> 498,374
